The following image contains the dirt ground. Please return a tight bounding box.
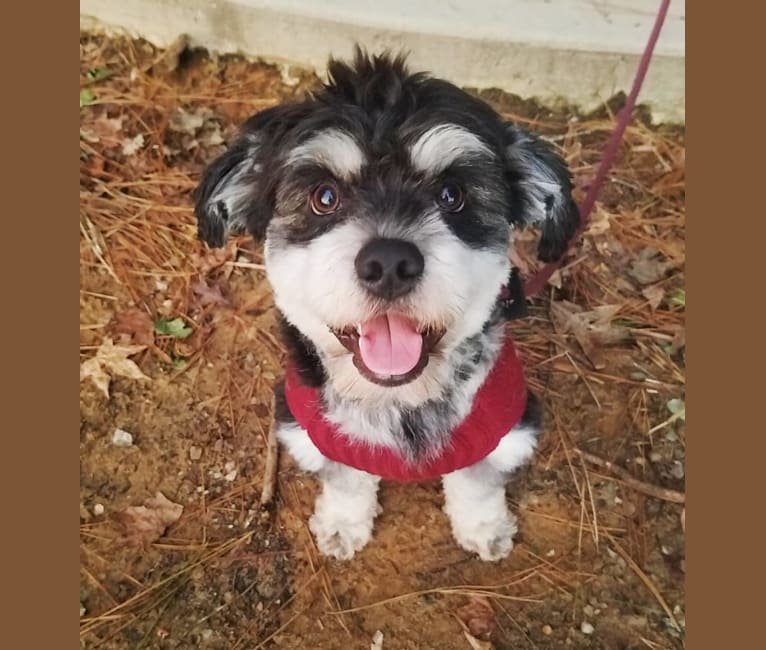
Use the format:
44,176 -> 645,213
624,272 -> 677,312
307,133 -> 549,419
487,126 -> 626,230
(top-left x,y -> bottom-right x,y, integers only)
80,33 -> 686,649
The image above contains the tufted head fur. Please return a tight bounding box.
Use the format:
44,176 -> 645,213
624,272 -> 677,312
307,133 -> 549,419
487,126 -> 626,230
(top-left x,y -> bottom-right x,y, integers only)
194,48 -> 578,424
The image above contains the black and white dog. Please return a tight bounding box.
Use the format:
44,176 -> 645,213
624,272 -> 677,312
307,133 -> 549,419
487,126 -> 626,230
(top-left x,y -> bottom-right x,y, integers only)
194,50 -> 579,561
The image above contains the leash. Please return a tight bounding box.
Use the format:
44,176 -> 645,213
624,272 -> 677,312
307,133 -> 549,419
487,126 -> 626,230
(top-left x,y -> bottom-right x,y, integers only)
518,0 -> 673,302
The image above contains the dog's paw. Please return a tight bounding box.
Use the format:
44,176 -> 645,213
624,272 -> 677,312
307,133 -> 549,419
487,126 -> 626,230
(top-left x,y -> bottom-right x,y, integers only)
309,510 -> 374,560
451,511 -> 518,562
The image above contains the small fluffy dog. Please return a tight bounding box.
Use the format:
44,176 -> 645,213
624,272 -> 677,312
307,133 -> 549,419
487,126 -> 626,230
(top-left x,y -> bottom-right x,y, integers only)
194,49 -> 579,561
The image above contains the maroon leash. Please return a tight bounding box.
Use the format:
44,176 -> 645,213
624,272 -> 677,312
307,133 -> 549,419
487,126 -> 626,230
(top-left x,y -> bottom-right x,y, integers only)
520,0 -> 673,301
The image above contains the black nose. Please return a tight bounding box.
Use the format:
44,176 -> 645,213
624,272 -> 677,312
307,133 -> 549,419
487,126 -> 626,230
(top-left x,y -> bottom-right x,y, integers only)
355,238 -> 425,300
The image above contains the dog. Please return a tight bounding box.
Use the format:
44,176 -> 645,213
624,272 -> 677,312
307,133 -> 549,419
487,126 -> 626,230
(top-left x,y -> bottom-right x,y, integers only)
194,48 -> 579,561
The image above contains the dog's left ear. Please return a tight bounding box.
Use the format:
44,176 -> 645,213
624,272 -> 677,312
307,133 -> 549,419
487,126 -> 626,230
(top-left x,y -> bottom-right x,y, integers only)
502,122 -> 581,262
194,104 -> 300,248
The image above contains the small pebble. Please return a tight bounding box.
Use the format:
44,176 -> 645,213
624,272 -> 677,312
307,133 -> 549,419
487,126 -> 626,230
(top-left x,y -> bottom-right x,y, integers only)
546,549 -> 556,557
189,446 -> 202,461
112,428 -> 134,447
583,605 -> 595,617
542,625 -> 553,636
581,622 -> 594,635
93,503 -> 105,516
80,603 -> 86,617
671,461 -> 685,479
649,451 -> 663,463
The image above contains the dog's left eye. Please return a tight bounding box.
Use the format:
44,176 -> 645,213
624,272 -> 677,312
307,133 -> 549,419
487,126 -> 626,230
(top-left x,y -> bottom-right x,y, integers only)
436,183 -> 465,212
310,183 -> 341,215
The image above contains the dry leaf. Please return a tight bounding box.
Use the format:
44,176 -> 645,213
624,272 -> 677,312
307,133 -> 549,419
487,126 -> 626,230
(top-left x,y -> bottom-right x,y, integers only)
117,491 -> 183,544
81,111 -> 125,146
80,338 -> 150,398
192,280 -> 231,307
550,301 -> 629,369
628,248 -> 679,286
121,134 -> 145,156
111,308 -> 155,346
642,285 -> 665,310
456,595 -> 496,641
586,206 -> 612,236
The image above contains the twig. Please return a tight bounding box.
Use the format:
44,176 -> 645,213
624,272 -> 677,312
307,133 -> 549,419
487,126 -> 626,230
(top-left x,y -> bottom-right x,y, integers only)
260,397 -> 279,506
576,449 -> 685,504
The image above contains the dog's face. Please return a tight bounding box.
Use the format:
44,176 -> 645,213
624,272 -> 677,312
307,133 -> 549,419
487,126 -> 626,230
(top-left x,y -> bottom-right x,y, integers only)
195,50 -> 579,404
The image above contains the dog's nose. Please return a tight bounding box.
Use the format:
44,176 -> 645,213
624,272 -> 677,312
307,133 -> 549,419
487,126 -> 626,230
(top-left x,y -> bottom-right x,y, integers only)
355,238 -> 425,300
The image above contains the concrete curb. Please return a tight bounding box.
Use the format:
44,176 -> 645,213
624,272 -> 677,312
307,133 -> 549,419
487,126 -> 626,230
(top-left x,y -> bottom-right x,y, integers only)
80,0 -> 684,124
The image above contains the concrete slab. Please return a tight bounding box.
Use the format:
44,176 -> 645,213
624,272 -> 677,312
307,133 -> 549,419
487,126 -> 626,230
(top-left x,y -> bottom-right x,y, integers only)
80,0 -> 685,123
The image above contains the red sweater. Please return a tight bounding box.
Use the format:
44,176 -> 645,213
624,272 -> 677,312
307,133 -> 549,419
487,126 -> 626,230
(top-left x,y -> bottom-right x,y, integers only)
284,337 -> 528,482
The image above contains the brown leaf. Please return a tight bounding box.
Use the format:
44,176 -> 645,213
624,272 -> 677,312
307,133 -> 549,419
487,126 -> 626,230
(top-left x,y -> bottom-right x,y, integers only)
628,248 -> 679,286
111,308 -> 155,346
456,595 -> 496,641
81,111 -> 124,146
642,285 -> 665,310
117,491 -> 183,544
80,338 -> 150,398
550,301 -> 629,369
192,280 -> 231,307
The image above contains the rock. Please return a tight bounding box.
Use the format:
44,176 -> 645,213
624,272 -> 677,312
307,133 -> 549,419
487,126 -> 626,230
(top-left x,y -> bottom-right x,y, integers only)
93,503 -> 105,516
542,625 -> 553,636
583,605 -> 595,617
112,428 -> 134,447
581,622 -> 594,635
671,461 -> 685,479
189,446 -> 202,461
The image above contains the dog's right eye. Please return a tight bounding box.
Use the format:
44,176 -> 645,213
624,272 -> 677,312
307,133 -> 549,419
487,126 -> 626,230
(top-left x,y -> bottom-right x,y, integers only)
310,184 -> 341,215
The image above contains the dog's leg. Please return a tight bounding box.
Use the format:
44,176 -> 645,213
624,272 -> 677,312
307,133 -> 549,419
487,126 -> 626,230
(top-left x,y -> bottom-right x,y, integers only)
310,463 -> 381,560
442,425 -> 537,561
276,421 -> 380,560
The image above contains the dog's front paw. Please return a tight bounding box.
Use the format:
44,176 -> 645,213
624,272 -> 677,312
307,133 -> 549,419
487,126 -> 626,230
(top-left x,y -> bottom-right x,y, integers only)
309,510 -> 374,560
450,511 -> 518,562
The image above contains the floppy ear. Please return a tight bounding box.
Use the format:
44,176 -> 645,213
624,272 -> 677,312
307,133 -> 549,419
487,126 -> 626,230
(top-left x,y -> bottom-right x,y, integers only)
193,137 -> 260,248
503,123 -> 581,262
194,104 -> 299,247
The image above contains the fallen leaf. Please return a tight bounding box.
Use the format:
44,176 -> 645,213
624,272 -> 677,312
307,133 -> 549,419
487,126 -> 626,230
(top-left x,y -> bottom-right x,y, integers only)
667,398 -> 685,421
80,89 -> 95,108
669,288 -> 685,308
586,206 -> 612,236
154,317 -> 193,339
112,308 -> 155,346
550,301 -> 629,369
169,107 -> 207,135
192,280 -> 230,307
86,67 -> 112,82
117,492 -> 183,544
81,111 -> 124,147
456,595 -> 496,640
642,285 -> 665,310
80,339 -> 150,398
121,134 -> 145,156
628,248 -> 679,286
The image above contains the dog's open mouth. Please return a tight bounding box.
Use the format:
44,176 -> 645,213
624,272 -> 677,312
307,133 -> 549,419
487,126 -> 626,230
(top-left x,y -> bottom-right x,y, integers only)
332,313 -> 445,387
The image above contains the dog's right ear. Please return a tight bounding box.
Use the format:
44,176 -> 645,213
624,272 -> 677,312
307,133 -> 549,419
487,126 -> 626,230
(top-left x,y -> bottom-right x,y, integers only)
193,136 -> 260,248
194,104 -> 299,248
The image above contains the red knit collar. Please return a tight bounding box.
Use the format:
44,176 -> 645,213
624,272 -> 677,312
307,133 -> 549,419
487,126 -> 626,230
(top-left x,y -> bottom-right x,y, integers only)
284,336 -> 528,482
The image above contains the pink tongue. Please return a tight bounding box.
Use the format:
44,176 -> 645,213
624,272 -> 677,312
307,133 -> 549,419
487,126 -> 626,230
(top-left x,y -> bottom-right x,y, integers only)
358,313 -> 423,376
